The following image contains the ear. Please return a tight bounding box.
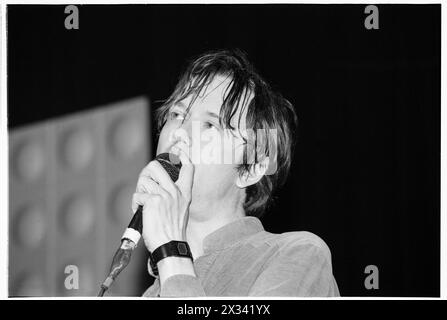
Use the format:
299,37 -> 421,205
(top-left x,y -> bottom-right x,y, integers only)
236,157 -> 270,188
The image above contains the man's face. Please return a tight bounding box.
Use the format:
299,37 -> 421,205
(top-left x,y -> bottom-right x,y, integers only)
156,75 -> 250,219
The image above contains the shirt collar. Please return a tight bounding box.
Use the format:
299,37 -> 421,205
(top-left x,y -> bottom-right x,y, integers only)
202,216 -> 265,254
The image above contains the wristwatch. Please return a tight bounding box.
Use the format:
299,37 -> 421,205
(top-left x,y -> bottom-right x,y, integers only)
149,241 -> 193,276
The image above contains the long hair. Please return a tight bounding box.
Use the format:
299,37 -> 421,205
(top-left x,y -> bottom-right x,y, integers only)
155,49 -> 298,217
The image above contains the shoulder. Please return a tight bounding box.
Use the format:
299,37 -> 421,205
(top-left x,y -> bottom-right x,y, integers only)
279,231 -> 332,253
252,230 -> 334,266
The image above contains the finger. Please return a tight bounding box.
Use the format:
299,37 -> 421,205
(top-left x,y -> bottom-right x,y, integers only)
136,175 -> 159,194
140,160 -> 177,196
136,175 -> 170,198
131,192 -> 150,214
175,146 -> 194,199
131,192 -> 162,214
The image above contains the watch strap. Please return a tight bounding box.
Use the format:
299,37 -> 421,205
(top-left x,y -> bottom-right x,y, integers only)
149,241 -> 193,276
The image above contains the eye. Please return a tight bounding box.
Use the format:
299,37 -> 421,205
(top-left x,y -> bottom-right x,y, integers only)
169,110 -> 185,121
204,121 -> 221,131
204,122 -> 215,129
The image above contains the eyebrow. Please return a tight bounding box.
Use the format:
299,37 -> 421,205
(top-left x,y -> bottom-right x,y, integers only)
173,101 -> 187,110
206,111 -> 219,119
172,102 -> 221,123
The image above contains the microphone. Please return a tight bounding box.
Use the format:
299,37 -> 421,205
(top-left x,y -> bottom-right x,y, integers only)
98,153 -> 182,296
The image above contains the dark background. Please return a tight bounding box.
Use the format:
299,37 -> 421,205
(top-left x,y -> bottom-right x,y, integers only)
8,4 -> 440,297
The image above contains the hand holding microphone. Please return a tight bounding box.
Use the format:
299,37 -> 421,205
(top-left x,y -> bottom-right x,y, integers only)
98,140 -> 194,296
133,145 -> 194,253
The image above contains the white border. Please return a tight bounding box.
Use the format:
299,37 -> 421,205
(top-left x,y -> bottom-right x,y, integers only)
440,0 -> 445,300
1,1 -> 8,301
0,0 -> 444,300
0,0 -> 444,3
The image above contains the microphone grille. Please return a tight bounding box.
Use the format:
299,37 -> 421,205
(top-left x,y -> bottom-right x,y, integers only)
155,153 -> 182,182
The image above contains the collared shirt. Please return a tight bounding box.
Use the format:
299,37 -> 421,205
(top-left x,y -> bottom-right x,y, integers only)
142,216 -> 340,297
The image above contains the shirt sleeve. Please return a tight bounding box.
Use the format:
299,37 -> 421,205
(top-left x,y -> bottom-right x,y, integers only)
247,237 -> 340,297
159,274 -> 206,297
142,259 -> 206,297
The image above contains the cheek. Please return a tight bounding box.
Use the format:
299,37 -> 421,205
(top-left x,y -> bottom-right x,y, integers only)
196,131 -> 245,166
156,124 -> 176,155
192,164 -> 238,194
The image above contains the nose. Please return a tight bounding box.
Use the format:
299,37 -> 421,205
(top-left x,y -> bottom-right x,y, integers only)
170,119 -> 192,149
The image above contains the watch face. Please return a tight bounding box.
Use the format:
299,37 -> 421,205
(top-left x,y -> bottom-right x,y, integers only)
177,242 -> 188,255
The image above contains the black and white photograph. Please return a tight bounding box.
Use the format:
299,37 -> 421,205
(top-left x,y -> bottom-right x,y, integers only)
2,2 -> 442,300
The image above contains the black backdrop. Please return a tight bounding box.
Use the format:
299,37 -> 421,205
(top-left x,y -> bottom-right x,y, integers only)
8,4 -> 440,297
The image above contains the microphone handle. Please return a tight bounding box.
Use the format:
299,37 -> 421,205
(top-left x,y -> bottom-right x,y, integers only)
128,205 -> 143,234
121,205 -> 144,245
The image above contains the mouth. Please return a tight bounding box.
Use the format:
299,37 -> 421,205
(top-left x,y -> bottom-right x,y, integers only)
170,141 -> 192,158
169,143 -> 181,157
166,143 -> 189,166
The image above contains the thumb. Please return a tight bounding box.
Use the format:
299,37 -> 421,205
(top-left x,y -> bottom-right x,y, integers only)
175,149 -> 194,198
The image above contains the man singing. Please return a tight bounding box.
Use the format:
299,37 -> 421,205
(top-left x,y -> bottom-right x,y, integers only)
132,49 -> 340,297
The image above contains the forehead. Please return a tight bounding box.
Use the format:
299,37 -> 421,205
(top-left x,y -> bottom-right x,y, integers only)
178,75 -> 253,129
